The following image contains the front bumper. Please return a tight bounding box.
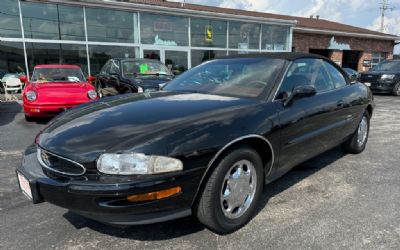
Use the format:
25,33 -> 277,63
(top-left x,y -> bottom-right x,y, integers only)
364,81 -> 396,93
23,102 -> 88,117
16,147 -> 204,225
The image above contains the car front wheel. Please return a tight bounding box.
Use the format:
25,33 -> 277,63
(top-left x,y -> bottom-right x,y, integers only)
195,146 -> 263,234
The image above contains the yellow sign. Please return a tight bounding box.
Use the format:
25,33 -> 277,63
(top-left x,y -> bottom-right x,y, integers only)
205,25 -> 213,42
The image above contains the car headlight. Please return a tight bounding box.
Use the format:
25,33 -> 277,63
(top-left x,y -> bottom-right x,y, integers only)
137,86 -> 144,93
25,91 -> 37,101
381,74 -> 395,80
97,153 -> 183,175
88,90 -> 98,99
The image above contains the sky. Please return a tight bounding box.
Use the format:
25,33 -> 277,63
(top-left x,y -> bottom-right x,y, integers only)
171,0 -> 400,53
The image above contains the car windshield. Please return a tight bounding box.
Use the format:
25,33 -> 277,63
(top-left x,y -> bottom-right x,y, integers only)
164,58 -> 285,99
122,60 -> 172,77
31,68 -> 85,83
372,61 -> 400,71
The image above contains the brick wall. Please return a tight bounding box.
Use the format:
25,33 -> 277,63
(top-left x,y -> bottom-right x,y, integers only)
293,32 -> 395,71
293,32 -> 395,53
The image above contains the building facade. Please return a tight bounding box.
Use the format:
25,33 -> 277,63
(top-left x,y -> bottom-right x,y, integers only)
0,0 -> 294,78
0,0 -> 398,79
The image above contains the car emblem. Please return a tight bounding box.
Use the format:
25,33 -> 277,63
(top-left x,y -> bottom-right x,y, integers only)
40,151 -> 51,166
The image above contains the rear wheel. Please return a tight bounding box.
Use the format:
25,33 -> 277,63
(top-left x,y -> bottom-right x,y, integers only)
341,111 -> 370,154
195,146 -> 263,234
392,82 -> 400,96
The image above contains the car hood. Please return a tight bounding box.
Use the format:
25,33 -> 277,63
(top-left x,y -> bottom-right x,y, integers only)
37,91 -> 257,163
32,82 -> 92,104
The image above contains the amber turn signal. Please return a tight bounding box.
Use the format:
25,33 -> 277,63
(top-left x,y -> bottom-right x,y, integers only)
127,186 -> 182,202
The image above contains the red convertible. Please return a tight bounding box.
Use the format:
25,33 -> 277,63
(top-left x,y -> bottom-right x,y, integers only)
21,65 -> 98,121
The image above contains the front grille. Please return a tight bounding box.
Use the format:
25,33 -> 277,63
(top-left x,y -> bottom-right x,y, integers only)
37,148 -> 86,176
360,74 -> 380,83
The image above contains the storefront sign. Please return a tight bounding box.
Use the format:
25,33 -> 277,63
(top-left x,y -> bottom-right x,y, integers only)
154,35 -> 177,46
328,36 -> 351,50
362,60 -> 371,67
205,25 -> 213,42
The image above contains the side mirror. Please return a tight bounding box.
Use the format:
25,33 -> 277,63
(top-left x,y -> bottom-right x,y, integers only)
348,74 -> 357,82
87,75 -> 96,83
284,85 -> 316,106
19,75 -> 27,83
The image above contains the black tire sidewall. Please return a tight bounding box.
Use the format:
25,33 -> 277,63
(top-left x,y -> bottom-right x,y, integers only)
209,147 -> 264,232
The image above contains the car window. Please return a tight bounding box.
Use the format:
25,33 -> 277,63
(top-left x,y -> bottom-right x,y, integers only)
324,62 -> 347,88
277,58 -> 315,99
100,61 -> 111,74
313,62 -> 335,92
109,60 -> 120,75
277,58 -> 336,99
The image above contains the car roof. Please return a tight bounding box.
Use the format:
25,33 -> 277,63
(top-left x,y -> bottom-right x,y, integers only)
34,64 -> 81,69
219,52 -> 330,61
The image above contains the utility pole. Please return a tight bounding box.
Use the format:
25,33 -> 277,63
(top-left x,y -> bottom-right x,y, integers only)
379,0 -> 394,32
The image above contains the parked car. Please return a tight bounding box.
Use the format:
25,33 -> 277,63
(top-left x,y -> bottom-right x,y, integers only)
95,58 -> 174,97
1,73 -> 25,93
359,59 -> 400,96
17,53 -> 374,234
343,67 -> 360,81
21,64 -> 98,121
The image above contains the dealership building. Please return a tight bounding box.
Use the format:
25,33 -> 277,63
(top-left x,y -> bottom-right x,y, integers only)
1,0 -> 399,78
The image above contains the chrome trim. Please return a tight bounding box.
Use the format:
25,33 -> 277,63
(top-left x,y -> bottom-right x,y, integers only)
37,148 -> 86,176
192,134 -> 275,205
272,61 -> 292,101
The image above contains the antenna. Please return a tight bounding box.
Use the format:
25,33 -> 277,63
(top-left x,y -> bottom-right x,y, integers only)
379,0 -> 394,32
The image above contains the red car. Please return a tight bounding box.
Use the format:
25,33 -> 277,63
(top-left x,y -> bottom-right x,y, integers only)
21,65 -> 98,121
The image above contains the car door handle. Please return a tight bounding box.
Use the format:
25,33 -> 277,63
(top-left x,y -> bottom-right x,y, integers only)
337,101 -> 344,108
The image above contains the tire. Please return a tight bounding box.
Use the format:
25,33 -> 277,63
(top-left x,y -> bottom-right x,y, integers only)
195,146 -> 264,234
25,115 -> 34,122
341,111 -> 370,154
392,82 -> 400,96
124,87 -> 133,94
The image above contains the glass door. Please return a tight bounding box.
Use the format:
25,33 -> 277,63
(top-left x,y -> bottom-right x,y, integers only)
141,47 -> 189,74
143,49 -> 161,61
164,50 -> 188,75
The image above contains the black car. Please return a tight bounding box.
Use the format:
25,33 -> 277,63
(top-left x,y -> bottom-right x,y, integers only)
17,53 -> 374,234
359,60 -> 400,96
94,58 -> 174,96
343,67 -> 360,81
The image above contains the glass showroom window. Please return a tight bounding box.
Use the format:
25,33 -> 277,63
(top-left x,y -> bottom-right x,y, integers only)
26,43 -> 88,74
0,42 -> 26,77
89,45 -> 139,75
191,50 -> 227,67
0,0 -> 22,38
86,8 -> 138,43
261,25 -> 290,51
371,52 -> 386,67
191,18 -> 227,48
229,21 -> 260,50
140,13 -> 188,46
21,2 -> 85,40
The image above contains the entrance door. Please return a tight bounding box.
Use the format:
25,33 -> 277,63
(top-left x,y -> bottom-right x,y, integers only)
141,47 -> 189,74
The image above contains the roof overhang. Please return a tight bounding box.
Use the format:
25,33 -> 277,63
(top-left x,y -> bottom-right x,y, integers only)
22,0 -> 297,26
294,27 -> 400,41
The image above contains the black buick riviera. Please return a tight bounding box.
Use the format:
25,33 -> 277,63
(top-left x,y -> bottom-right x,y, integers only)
17,53 -> 374,234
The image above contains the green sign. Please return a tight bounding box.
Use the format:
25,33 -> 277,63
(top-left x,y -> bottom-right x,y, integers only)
139,64 -> 148,74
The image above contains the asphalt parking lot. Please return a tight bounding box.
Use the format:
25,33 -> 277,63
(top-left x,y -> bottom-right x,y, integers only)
1,95 -> 400,250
